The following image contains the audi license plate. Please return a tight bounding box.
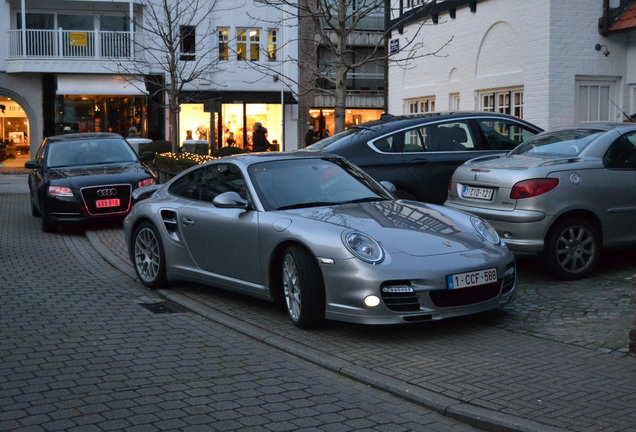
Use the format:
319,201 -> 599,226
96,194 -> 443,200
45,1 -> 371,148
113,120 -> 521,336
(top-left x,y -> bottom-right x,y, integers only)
447,268 -> 497,290
96,198 -> 120,208
461,185 -> 494,200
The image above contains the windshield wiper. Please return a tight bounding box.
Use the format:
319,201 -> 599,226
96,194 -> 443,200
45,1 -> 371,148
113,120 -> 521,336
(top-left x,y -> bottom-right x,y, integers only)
344,196 -> 386,204
277,201 -> 335,210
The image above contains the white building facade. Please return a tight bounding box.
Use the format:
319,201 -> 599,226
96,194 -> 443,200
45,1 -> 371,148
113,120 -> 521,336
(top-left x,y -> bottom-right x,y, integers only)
0,0 -> 299,156
388,0 -> 636,130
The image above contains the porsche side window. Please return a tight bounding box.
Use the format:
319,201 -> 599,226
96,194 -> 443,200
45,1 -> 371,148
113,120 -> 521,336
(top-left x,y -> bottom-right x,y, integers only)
168,168 -> 203,200
477,119 -> 537,150
200,164 -> 247,202
603,133 -> 636,169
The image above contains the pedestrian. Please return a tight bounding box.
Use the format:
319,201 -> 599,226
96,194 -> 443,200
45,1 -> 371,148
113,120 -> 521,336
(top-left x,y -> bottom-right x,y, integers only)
127,126 -> 139,138
304,125 -> 315,147
252,122 -> 270,152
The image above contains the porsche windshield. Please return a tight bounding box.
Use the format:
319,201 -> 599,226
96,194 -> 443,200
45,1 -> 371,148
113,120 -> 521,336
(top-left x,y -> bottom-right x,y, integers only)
249,157 -> 392,211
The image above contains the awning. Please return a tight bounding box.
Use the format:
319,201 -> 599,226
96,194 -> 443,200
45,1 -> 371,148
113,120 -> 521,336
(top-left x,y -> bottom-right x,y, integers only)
56,74 -> 147,96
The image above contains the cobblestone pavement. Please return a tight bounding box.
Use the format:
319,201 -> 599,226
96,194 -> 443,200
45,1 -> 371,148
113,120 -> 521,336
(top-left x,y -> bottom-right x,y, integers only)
1,174 -> 480,432
3,172 -> 636,431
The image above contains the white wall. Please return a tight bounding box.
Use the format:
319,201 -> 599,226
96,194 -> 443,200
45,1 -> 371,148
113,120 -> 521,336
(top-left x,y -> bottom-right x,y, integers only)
388,0 -> 633,130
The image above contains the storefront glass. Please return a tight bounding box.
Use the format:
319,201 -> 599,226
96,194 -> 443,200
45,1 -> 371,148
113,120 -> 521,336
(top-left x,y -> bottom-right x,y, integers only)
179,104 -> 211,145
56,95 -> 146,137
308,108 -> 384,140
179,102 -> 283,152
0,97 -> 30,155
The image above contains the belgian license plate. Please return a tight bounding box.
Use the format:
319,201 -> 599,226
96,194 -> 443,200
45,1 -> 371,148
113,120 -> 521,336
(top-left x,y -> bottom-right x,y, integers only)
461,185 -> 494,200
96,198 -> 121,208
447,268 -> 497,290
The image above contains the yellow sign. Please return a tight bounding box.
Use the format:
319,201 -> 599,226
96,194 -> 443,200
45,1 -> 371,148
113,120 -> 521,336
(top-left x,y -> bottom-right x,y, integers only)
69,32 -> 88,47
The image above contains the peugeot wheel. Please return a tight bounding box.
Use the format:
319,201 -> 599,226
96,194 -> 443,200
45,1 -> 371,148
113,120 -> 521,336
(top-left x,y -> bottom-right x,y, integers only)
544,218 -> 600,280
132,222 -> 167,289
282,245 -> 325,329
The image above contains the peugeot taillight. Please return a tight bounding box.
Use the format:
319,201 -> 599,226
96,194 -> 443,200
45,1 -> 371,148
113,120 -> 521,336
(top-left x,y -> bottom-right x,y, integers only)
510,178 -> 559,199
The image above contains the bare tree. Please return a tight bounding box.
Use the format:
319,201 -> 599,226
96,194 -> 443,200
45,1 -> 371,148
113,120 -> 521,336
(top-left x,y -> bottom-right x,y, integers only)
111,0 -> 222,153
252,0 -> 438,134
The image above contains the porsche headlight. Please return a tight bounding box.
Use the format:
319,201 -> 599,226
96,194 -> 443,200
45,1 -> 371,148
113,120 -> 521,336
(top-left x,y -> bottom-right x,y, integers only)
343,231 -> 384,264
471,216 -> 501,245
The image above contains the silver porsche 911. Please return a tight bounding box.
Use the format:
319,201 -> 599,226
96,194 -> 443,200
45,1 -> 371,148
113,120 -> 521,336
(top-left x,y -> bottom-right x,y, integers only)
124,152 -> 515,328
445,123 -> 636,280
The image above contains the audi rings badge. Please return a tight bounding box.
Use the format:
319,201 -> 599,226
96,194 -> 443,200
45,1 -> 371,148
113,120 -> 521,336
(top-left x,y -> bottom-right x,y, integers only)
97,188 -> 118,197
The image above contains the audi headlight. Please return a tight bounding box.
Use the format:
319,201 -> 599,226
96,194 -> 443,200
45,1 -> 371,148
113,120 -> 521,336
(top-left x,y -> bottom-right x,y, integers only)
471,216 -> 501,245
48,185 -> 73,197
343,231 -> 384,264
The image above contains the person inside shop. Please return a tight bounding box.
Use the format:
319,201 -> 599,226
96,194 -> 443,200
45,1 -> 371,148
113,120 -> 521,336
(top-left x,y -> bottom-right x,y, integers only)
225,132 -> 236,147
196,125 -> 207,140
304,125 -> 316,147
252,122 -> 270,152
127,126 -> 140,138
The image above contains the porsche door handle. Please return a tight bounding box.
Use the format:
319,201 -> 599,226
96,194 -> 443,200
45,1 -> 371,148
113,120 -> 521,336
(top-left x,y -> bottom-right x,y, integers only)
182,217 -> 195,226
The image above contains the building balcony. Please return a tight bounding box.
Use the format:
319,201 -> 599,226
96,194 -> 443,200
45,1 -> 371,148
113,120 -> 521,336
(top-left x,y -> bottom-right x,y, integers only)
5,29 -> 144,74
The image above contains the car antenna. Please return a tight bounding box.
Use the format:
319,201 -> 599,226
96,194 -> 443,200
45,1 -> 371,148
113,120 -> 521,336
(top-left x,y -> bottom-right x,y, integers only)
607,97 -> 634,122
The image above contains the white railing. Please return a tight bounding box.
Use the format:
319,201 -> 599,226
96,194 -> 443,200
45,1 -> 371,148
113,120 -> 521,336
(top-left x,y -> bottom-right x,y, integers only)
7,29 -> 140,59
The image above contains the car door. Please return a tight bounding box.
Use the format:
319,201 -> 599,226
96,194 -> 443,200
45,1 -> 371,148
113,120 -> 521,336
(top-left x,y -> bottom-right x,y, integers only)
175,163 -> 261,286
401,119 -> 480,204
596,132 -> 636,244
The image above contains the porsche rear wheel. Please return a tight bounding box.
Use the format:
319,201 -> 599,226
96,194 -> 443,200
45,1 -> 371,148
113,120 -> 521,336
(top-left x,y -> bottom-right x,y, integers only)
282,245 -> 325,329
133,222 -> 167,289
544,218 -> 600,280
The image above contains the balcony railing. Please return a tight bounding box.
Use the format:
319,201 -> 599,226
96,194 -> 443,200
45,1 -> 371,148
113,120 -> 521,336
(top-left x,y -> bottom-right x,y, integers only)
7,29 -> 142,59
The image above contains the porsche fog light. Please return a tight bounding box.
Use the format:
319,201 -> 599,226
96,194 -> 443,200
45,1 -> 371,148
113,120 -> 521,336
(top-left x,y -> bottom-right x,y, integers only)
364,296 -> 381,307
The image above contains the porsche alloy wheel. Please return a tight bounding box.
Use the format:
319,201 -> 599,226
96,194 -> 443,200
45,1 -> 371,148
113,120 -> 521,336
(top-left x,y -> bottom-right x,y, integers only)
545,218 -> 600,280
133,222 -> 167,289
282,245 -> 325,329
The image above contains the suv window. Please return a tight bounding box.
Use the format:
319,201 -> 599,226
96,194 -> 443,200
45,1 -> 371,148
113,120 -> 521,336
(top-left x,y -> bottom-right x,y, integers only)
378,121 -> 476,153
477,119 -> 537,150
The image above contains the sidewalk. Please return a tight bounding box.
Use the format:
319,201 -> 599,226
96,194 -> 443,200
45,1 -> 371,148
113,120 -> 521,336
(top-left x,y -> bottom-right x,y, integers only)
86,226 -> 636,432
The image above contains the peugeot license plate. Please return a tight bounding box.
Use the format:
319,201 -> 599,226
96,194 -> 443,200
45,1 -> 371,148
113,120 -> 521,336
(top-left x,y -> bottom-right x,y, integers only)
447,268 -> 497,289
96,198 -> 120,208
461,185 -> 494,200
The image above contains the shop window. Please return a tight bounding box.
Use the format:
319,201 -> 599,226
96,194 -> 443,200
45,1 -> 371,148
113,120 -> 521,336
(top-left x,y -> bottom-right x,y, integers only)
180,25 -> 196,61
218,28 -> 229,61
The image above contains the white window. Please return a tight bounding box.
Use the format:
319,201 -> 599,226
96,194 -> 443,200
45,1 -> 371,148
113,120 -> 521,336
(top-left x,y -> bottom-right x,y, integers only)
450,93 -> 460,111
267,29 -> 277,61
217,28 -> 229,61
406,97 -> 435,114
479,88 -> 524,118
575,78 -> 617,122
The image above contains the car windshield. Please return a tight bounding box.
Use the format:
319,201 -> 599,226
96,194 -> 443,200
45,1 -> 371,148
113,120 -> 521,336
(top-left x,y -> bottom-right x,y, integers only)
248,157 -> 393,211
509,129 -> 604,157
47,139 -> 139,168
305,127 -> 378,152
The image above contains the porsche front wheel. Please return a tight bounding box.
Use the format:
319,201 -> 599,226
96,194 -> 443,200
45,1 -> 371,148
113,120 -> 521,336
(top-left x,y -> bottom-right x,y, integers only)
282,245 -> 325,329
132,222 -> 167,289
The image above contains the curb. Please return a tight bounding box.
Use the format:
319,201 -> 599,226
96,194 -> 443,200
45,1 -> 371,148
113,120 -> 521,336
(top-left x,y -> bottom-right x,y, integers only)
86,231 -> 566,432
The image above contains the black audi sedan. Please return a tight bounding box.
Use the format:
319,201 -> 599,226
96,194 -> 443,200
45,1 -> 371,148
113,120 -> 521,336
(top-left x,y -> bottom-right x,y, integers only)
25,132 -> 157,232
306,112 -> 543,204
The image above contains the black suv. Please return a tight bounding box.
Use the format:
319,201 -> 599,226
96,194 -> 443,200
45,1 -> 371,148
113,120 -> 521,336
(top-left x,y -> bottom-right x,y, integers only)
306,112 -> 543,204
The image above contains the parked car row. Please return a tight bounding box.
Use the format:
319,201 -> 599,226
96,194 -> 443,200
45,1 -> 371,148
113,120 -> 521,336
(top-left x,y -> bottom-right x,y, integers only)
24,115 -> 636,329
